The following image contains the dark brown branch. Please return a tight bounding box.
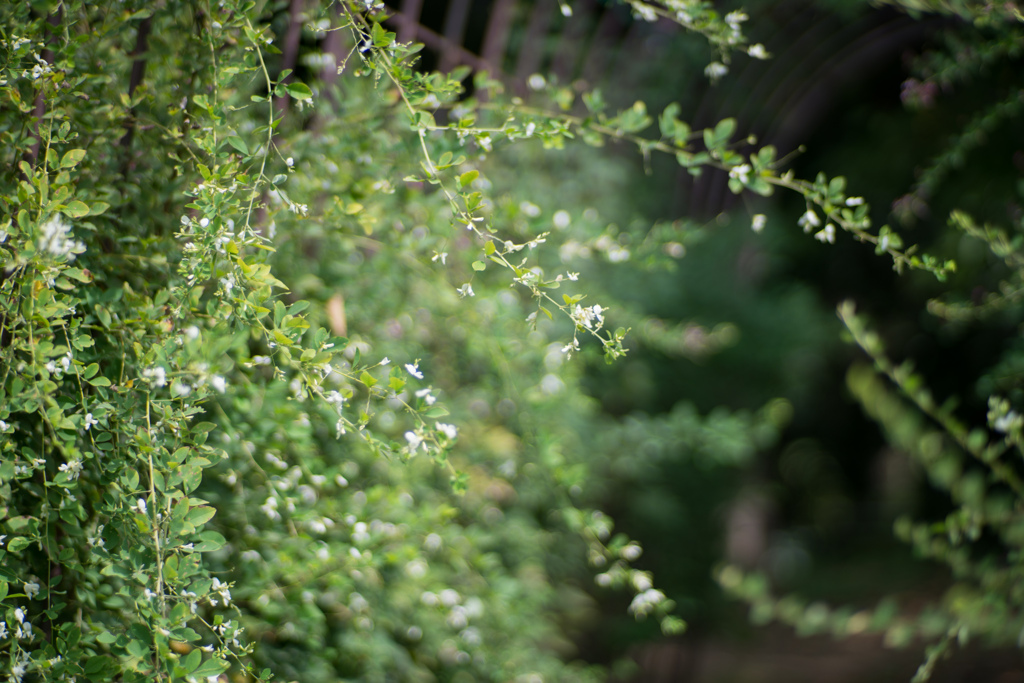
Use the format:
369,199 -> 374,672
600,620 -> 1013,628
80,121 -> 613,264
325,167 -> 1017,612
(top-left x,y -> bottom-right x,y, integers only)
26,9 -> 62,168
119,16 -> 153,154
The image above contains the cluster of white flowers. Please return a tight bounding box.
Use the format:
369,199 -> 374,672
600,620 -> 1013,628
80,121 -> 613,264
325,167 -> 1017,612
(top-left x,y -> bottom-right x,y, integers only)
815,224 -> 836,244
571,303 -> 605,330
798,208 -> 821,232
45,351 -> 73,378
58,458 -> 83,481
729,164 -> 751,184
38,215 -> 84,261
628,588 -> 667,617
210,577 -> 232,607
143,366 -> 167,388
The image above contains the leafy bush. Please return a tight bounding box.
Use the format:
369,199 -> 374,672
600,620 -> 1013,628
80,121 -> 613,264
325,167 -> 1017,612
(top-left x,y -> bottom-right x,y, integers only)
2,0 -> 1019,681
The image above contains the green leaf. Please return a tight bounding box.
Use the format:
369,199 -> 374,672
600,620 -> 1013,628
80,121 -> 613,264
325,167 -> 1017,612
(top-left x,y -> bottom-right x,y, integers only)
472,260 -> 486,271
6,537 -> 30,553
62,201 -> 90,218
360,370 -> 378,388
192,658 -> 230,678
60,149 -> 86,169
225,136 -> 249,155
182,648 -> 201,673
87,375 -> 111,387
285,82 -> 313,101
458,170 -> 479,189
185,506 -> 216,528
193,530 -> 226,552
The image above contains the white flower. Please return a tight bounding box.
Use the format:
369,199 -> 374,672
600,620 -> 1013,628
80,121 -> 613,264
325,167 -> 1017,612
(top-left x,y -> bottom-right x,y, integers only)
621,543 -> 642,561
405,431 -> 424,453
38,214 -> 84,260
628,588 -> 666,617
725,10 -> 748,28
728,164 -> 751,184
135,498 -> 147,514
171,382 -> 191,398
798,209 -> 822,232
560,2 -> 572,17
211,375 -> 227,393
704,61 -> 728,80
144,366 -> 167,388
457,283 -> 475,298
846,196 -> 865,206
14,608 -> 24,623
436,423 -> 457,440
0,419 -> 9,432
84,412 -> 99,430
751,214 -> 767,233
24,581 -> 39,599
748,43 -> 769,60
58,459 -> 83,480
527,74 -> 546,91
405,363 -> 423,379
379,357 -> 390,366
199,217 -> 210,228
815,224 -> 836,244
286,157 -> 294,167
0,622 -> 6,639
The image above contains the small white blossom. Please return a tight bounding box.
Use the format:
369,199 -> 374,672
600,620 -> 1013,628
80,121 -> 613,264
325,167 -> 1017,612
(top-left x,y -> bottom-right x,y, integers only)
704,62 -> 728,80
135,498 -> 147,515
729,164 -> 751,184
211,375 -> 227,393
527,74 -> 546,91
286,157 -> 294,167
405,431 -> 424,452
379,357 -> 390,366
815,225 -> 836,244
405,362 -> 424,379
24,581 -> 40,599
144,366 -> 167,388
457,283 -> 475,298
59,459 -> 83,480
846,196 -> 865,206
559,2 -> 572,17
436,422 -> 457,440
621,543 -> 642,561
751,214 -> 767,233
748,43 -> 770,60
432,251 -> 448,265
798,209 -> 821,232
629,588 -> 666,617
199,217 -> 210,228
84,412 -> 99,430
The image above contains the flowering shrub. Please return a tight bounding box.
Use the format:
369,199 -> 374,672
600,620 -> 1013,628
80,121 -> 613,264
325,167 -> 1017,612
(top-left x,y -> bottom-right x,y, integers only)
2,0 -> 1014,681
